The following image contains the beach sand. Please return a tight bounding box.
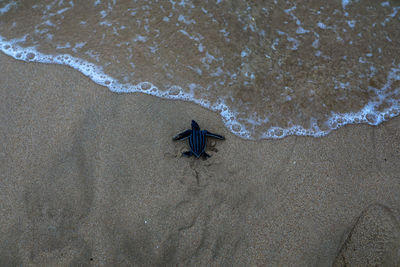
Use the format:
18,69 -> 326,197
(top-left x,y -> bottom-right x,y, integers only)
1,53 -> 399,266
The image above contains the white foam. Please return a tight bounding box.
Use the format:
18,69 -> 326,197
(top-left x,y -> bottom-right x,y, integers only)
296,27 -> 309,34
347,20 -> 356,28
312,32 -> 320,48
56,7 -> 70,15
342,0 -> 351,9
1,33 -> 399,140
0,1 -> 17,15
317,22 -> 327,29
178,14 -> 196,25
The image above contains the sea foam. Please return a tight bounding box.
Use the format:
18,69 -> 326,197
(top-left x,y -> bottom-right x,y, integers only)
2,36 -> 398,140
1,0 -> 399,139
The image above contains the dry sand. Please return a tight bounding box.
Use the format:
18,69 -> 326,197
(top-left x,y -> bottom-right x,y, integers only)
1,53 -> 400,266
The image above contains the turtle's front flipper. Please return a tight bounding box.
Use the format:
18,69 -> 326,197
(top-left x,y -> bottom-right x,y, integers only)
182,151 -> 193,157
205,131 -> 225,140
173,130 -> 192,140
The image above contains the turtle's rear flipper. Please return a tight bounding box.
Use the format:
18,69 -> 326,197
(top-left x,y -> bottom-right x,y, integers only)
173,130 -> 192,140
205,131 -> 225,140
202,152 -> 211,159
182,151 -> 193,157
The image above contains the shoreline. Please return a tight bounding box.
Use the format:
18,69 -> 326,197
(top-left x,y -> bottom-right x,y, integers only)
2,37 -> 398,141
1,53 -> 399,265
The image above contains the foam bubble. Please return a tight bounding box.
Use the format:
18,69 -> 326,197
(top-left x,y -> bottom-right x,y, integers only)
139,82 -> 152,90
26,52 -> 35,60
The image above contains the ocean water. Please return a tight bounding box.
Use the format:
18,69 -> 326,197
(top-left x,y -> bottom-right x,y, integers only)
1,0 -> 399,139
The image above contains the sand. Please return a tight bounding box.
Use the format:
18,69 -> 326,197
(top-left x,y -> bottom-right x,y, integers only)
1,53 -> 400,266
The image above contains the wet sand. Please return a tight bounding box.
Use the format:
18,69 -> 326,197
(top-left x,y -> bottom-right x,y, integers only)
1,53 -> 400,266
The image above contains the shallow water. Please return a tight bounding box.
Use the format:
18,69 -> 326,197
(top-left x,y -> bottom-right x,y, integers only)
1,0 -> 399,139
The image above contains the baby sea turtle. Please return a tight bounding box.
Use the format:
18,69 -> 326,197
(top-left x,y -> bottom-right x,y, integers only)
173,120 -> 225,159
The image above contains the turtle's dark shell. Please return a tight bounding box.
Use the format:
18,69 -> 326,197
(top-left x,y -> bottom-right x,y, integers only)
189,127 -> 207,157
173,120 -> 225,159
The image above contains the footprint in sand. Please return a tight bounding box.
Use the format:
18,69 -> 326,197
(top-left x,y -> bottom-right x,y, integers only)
333,203 -> 400,266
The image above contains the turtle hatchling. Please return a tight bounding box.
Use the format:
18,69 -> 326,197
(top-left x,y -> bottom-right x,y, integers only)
173,120 -> 225,159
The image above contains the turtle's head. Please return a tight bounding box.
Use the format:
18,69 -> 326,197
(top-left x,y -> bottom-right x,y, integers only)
191,120 -> 200,130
